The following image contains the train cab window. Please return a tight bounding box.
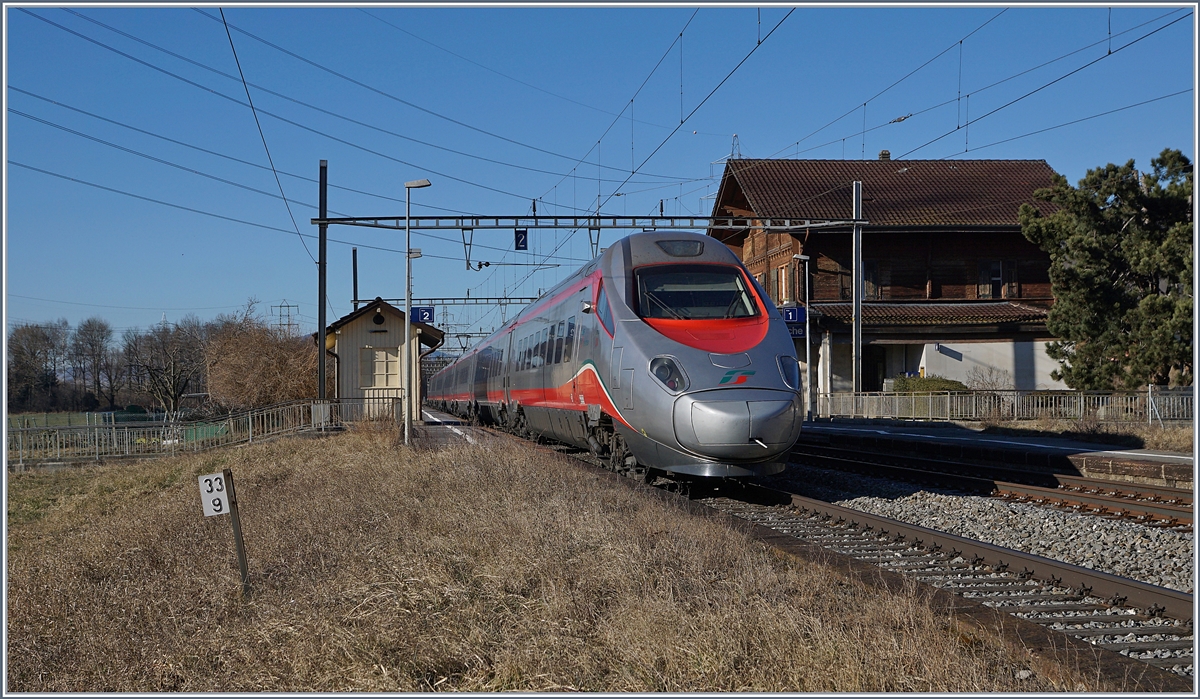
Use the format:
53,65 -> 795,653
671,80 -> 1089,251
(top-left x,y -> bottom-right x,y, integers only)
553,321 -> 565,363
562,317 -> 576,363
635,264 -> 759,320
596,283 -> 614,335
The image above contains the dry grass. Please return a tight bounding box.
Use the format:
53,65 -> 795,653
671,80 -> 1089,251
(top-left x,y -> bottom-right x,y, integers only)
978,418 -> 1194,453
8,428 -> 1108,692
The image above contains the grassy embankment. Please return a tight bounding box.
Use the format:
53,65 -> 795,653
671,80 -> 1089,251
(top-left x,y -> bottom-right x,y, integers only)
8,427 -> 1106,692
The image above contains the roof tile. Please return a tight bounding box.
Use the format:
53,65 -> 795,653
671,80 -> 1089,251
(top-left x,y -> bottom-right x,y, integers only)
725,159 -> 1059,226
811,302 -> 1047,326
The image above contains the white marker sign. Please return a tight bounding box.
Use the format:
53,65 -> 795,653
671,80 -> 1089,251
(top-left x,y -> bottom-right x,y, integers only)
199,472 -> 229,516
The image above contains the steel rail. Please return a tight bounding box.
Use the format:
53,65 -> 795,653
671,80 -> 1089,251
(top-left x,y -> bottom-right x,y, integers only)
791,449 -> 1194,526
738,482 -> 1194,621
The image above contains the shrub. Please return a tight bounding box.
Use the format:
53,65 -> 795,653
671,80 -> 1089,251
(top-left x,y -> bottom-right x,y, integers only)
892,374 -> 969,392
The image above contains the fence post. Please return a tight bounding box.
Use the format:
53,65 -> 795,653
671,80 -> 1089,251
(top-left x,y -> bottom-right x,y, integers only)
249,414 -> 253,444
1147,384 -> 1152,426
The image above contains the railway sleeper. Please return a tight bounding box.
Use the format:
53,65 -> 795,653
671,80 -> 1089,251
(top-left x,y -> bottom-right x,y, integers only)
1060,625 -> 1193,638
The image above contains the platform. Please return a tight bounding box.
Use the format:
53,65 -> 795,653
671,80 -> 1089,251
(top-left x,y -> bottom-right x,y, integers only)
413,409 -> 481,449
798,420 -> 1194,489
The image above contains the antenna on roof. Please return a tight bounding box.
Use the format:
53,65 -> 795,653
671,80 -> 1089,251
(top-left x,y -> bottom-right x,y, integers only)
731,134 -> 742,160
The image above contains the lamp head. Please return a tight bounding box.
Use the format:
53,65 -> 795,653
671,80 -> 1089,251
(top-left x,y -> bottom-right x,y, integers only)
405,178 -> 432,189
793,254 -> 810,261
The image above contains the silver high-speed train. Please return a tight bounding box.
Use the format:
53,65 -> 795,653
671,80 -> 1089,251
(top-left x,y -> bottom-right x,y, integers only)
426,231 -> 803,479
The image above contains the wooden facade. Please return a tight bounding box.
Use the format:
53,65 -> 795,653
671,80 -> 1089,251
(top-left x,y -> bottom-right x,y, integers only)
319,298 -> 444,419
707,157 -> 1065,392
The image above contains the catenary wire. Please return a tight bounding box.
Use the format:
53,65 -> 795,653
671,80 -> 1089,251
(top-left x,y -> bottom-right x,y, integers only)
9,108 -> 591,263
897,13 -> 1190,158
508,9 -> 795,294
7,86 -> 483,216
64,8 -> 695,187
190,8 -> 692,181
358,8 -> 724,136
18,9 -> 606,211
219,8 -> 313,263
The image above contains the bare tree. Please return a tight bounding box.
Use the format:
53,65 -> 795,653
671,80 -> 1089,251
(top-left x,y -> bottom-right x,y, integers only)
70,317 -> 113,408
204,302 -> 320,410
965,366 -> 1013,392
97,345 -> 127,410
122,316 -> 206,417
7,319 -> 70,411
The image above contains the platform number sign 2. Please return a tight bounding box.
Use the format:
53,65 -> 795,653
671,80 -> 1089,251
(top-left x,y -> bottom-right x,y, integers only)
199,473 -> 229,516
514,228 -> 528,251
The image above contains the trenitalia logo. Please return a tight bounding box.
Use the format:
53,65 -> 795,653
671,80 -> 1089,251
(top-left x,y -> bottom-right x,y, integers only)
719,370 -> 755,385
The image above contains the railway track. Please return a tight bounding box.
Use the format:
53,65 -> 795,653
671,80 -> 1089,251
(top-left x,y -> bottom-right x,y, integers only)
790,443 -> 1194,530
694,483 -> 1193,680
424,420 -> 1194,688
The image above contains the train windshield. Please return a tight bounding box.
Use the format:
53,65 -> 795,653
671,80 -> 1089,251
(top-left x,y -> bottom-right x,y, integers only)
635,264 -> 759,320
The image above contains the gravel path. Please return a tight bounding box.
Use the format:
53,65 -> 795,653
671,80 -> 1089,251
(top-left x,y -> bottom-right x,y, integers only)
765,463 -> 1194,593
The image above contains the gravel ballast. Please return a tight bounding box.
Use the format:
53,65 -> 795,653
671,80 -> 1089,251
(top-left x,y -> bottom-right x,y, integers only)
766,463 -> 1194,593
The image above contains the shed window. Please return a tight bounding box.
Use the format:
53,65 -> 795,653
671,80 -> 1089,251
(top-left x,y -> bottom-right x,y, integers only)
360,347 -> 399,388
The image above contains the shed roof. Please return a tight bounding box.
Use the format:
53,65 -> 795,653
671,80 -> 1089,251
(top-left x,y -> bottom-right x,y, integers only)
316,297 -> 444,347
811,301 -> 1048,327
713,158 -> 1059,229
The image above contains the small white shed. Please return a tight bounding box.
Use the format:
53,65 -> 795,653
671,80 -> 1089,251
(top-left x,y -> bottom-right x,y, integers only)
320,298 -> 444,419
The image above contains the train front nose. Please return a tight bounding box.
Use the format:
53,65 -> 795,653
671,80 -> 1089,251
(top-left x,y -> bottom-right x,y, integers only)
672,389 -> 801,461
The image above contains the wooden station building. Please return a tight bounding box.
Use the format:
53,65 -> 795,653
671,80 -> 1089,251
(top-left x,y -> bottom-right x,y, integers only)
707,154 -> 1066,393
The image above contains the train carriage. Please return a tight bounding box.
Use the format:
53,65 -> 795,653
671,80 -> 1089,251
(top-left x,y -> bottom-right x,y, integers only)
427,231 -> 803,479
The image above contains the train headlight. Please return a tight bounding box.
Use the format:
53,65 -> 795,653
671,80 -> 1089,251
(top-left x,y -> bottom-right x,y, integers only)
649,356 -> 689,394
777,355 -> 800,390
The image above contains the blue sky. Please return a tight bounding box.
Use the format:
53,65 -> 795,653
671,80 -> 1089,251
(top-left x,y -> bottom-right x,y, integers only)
4,3 -> 1195,344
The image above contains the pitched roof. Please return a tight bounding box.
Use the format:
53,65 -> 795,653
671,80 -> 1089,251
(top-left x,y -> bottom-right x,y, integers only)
316,297 -> 444,347
717,159 -> 1059,227
811,301 -> 1047,327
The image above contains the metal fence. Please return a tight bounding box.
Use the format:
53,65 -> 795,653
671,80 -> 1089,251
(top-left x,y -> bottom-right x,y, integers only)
7,397 -> 403,468
818,388 -> 1193,423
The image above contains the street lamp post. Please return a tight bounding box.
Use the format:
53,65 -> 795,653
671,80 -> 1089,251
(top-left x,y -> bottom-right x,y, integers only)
404,178 -> 431,446
794,254 -> 811,421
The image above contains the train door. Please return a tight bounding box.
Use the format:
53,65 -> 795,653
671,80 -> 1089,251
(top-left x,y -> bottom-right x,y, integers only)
502,332 -> 513,404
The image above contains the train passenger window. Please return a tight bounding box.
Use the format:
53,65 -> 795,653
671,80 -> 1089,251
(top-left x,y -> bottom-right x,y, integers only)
537,328 -> 550,366
516,337 -> 524,371
553,321 -> 565,363
596,283 -> 613,335
634,264 -> 760,319
547,324 -> 558,365
562,317 -> 576,362
522,336 -> 531,371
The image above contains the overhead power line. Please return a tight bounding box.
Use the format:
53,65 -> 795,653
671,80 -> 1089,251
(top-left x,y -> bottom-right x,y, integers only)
943,88 -> 1193,157
8,86 -> 482,216
189,8 -> 691,181
19,9 -> 627,211
9,294 -> 246,312
511,8 -> 795,293
359,8 -> 722,136
897,11 -> 1190,158
219,8 -> 313,262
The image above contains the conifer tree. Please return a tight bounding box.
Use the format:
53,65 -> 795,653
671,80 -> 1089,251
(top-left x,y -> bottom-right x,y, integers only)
1020,148 -> 1192,389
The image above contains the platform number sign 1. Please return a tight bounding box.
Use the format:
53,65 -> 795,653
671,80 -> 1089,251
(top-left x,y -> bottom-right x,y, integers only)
514,228 -> 528,251
199,472 -> 228,516
198,468 -> 251,597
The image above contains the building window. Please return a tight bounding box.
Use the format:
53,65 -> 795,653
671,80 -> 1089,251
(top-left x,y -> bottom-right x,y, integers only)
978,261 -> 1017,299
360,347 -> 399,388
777,264 -> 789,302
838,261 -> 880,300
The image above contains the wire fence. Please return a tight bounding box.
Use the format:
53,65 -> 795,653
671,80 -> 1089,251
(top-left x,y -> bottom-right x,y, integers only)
818,387 -> 1193,424
7,397 -> 403,469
